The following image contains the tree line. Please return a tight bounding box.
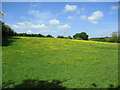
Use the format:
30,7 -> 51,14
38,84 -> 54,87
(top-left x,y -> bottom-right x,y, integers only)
17,33 -> 53,38
16,32 -> 88,40
90,32 -> 120,43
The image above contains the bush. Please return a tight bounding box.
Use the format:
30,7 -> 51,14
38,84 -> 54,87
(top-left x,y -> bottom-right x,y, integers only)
37,34 -> 44,37
65,36 -> 72,39
18,33 -> 27,36
109,32 -> 119,43
73,32 -> 88,40
57,35 -> 64,38
89,38 -> 106,42
46,34 -> 53,38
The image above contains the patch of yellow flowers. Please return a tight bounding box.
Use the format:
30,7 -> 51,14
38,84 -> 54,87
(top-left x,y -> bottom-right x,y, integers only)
71,39 -> 117,44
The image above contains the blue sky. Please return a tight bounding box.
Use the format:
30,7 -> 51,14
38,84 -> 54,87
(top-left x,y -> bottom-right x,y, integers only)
2,2 -> 118,38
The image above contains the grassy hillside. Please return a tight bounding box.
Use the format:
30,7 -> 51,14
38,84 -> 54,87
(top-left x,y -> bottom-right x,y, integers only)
2,37 -> 118,88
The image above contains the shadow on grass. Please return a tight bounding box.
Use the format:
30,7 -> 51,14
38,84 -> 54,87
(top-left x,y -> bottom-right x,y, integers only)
3,80 -> 120,89
108,84 -> 120,90
91,83 -> 120,89
1,36 -> 20,46
2,79 -> 66,89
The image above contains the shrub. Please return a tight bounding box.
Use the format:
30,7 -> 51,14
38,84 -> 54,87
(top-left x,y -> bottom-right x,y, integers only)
37,34 -> 44,37
65,36 -> 72,39
73,32 -> 88,40
46,34 -> 53,38
57,35 -> 64,38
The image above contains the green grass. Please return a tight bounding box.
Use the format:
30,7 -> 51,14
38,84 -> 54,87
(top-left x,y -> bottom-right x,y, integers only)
2,36 -> 118,88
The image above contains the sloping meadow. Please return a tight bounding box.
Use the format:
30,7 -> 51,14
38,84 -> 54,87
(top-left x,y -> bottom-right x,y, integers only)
2,37 -> 118,88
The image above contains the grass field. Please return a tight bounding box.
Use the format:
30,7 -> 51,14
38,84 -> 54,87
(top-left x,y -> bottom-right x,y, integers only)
2,36 -> 118,88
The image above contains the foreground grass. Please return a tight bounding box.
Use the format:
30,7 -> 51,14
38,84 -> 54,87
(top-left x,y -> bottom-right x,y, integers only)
2,37 -> 118,88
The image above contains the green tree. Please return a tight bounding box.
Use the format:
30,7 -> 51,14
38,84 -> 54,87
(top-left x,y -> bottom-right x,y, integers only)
110,32 -> 119,43
37,33 -> 44,37
73,32 -> 88,40
65,36 -> 72,39
57,35 -> 64,38
18,33 -> 27,36
1,21 -> 17,37
46,34 -> 53,38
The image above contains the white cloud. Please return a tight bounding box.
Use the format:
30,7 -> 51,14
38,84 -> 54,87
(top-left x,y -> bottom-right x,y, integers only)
57,24 -> 71,29
80,15 -> 87,20
12,21 -> 53,34
111,6 -> 118,10
28,30 -> 32,33
87,11 -> 104,24
17,22 -> 31,26
67,16 -> 74,20
13,21 -> 48,30
28,9 -> 52,19
64,5 -> 77,12
91,21 -> 98,24
49,19 -> 60,24
31,24 -> 47,29
13,25 -> 21,29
